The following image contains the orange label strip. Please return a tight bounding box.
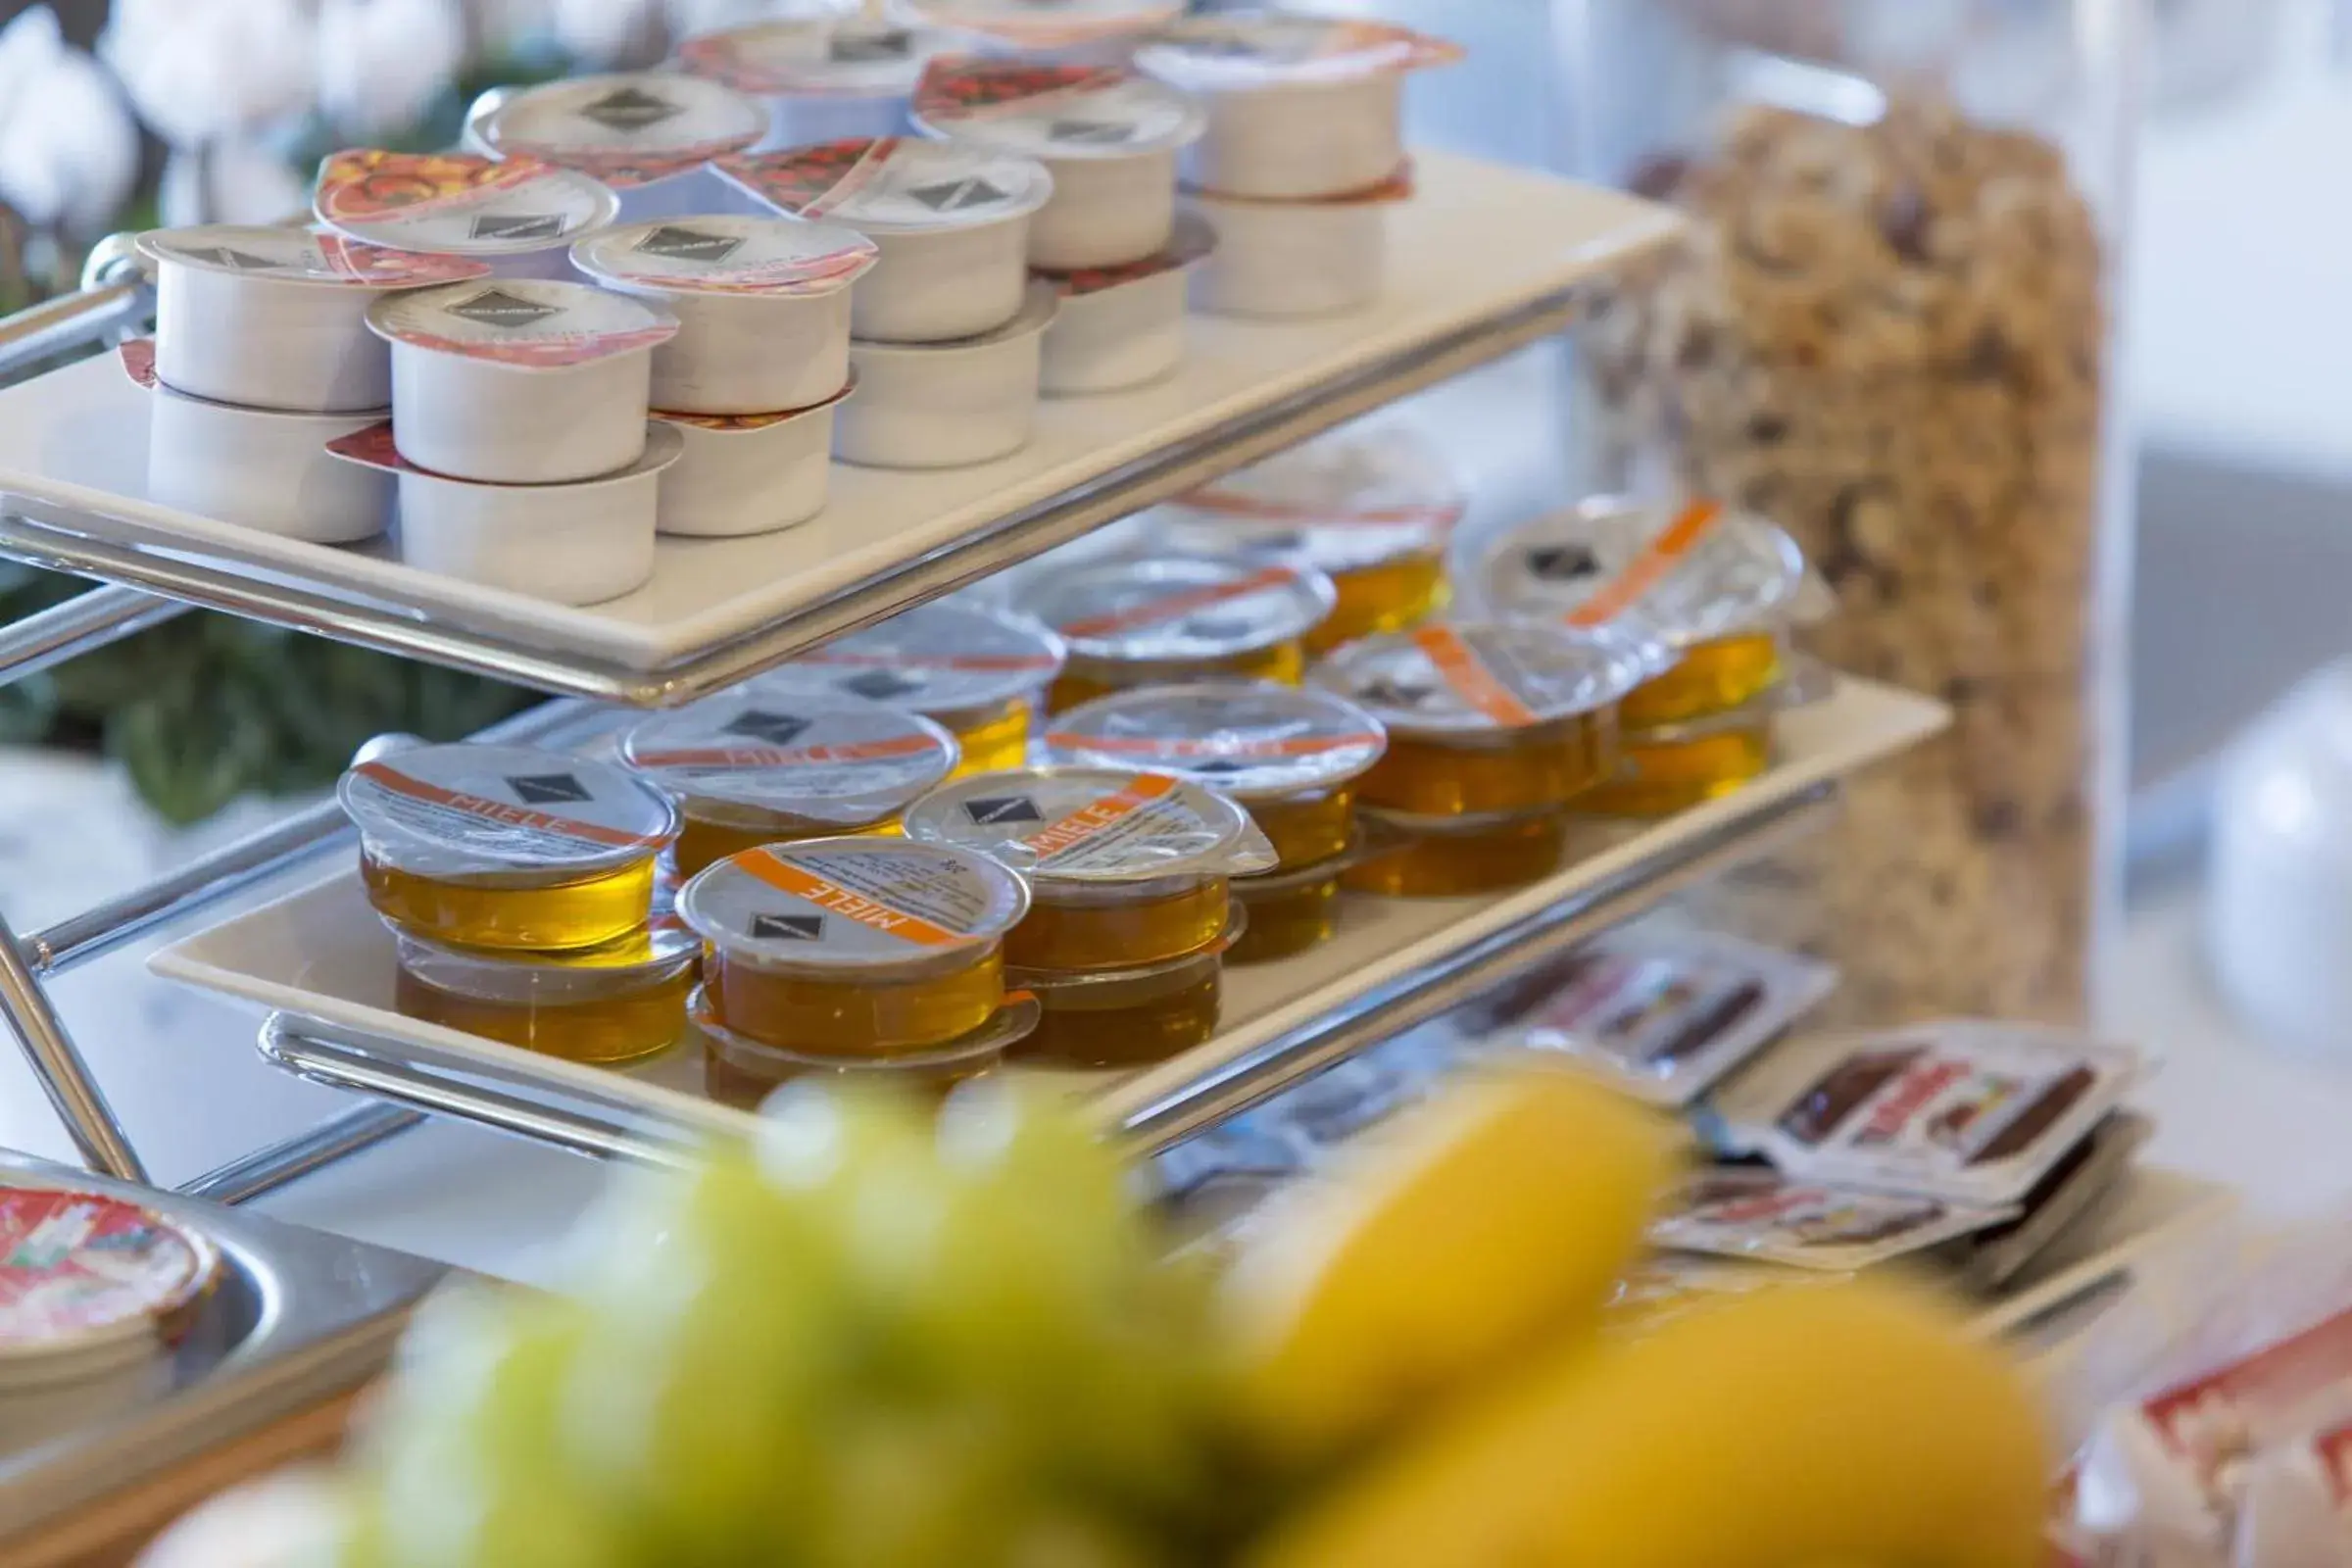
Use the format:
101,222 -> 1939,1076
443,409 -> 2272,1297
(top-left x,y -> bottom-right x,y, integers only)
732,851 -> 962,948
628,734 -> 939,769
1057,565 -> 1301,641
1409,625 -> 1539,727
353,761 -> 657,851
1565,499 -> 1723,629
1026,772 -> 1179,861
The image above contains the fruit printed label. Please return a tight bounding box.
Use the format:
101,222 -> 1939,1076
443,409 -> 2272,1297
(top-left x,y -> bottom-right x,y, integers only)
136,223 -> 490,286
1137,14 -> 1461,89
1651,1168 -> 2014,1274
906,766 -> 1274,880
1026,560 -> 1330,662
1315,619 -> 1646,736
682,840 -> 1025,964
314,149 -> 619,255
913,60 -> 1201,157
0,1187 -> 216,1348
367,278 -> 678,368
764,600 -> 1063,712
478,74 -> 766,188
118,338 -> 158,389
623,697 -> 956,825
679,16 -> 942,96
714,138 -> 1053,232
1042,682 -> 1385,797
573,215 -> 877,295
341,745 -> 675,869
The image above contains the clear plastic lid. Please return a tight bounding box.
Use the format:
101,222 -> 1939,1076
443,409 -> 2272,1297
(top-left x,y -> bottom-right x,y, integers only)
912,60 -> 1204,159
339,742 -> 680,878
366,277 -> 679,368
679,16 -> 951,99
0,1186 -> 219,1359
313,149 -> 620,257
134,224 -> 490,288
759,600 -> 1065,715
474,73 -> 766,188
1042,681 -> 1385,801
896,0 -> 1185,51
1468,498 -> 1807,650
621,691 -> 958,826
1153,423 -> 1463,576
1042,212 -> 1214,295
1135,12 -> 1462,91
903,764 -> 1278,882
1651,1169 -> 2016,1275
1014,557 -> 1335,664
714,135 -> 1053,231
570,215 -> 877,295
1310,620 -> 1651,739
679,838 -> 1029,972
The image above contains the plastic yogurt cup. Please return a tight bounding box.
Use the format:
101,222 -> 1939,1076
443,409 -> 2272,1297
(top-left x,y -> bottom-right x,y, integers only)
1037,213 -> 1214,394
912,59 -> 1204,269
0,1185 -> 219,1392
325,420 -> 676,605
1184,163 -> 1411,318
1042,681 -> 1386,868
1467,497 -> 1807,729
392,917 -> 700,1066
471,72 -> 765,220
904,764 -> 1277,970
758,598 -> 1066,773
1153,420 -> 1463,648
679,15 -> 954,149
365,277 -> 678,484
1136,13 -> 1460,198
313,149 -> 621,279
340,741 -> 681,951
651,384 -> 853,538
121,341 -> 388,545
572,216 -> 876,414
894,0 -> 1185,62
680,837 -> 1030,1054
714,136 -> 1054,342
135,224 -> 488,414
1014,555 -> 1338,710
621,690 -> 960,876
1312,620 -> 1652,816
836,281 -> 1056,468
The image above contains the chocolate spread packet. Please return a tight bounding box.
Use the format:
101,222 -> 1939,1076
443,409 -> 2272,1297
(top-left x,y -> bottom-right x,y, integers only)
1958,1110 -> 2154,1291
1699,1020 -> 2143,1207
1652,1165 -> 2018,1274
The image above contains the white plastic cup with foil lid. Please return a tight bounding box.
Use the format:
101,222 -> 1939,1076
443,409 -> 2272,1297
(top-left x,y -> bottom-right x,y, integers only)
1039,216 -> 1213,395
311,150 -> 623,281
837,283 -> 1056,468
677,16 -> 949,152
1184,173 -> 1408,318
469,72 -> 768,226
653,383 -> 851,537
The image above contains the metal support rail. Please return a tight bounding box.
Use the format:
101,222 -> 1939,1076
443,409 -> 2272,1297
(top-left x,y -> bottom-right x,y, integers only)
0,585 -> 187,686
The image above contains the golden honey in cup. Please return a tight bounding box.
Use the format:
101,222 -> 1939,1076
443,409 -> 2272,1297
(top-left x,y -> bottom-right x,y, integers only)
1468,497 -> 1805,730
1311,620 -> 1651,818
1581,710 -> 1777,818
678,836 -> 1030,1056
1015,948 -> 1224,1071
1152,423 -> 1463,654
1014,556 -> 1337,713
1229,861 -> 1343,961
391,917 -> 700,1066
693,987 -> 1035,1109
1343,807 -> 1572,898
622,691 -> 959,878
756,599 -> 1066,777
903,764 -> 1276,972
340,742 -> 681,952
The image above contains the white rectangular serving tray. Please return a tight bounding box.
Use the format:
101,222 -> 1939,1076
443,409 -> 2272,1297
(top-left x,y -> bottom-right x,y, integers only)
149,676 -> 1947,1141
0,153 -> 1679,676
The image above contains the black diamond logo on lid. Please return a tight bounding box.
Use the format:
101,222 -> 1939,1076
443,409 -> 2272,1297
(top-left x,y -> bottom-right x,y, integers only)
1358,678 -> 1436,709
1049,119 -> 1138,145
508,772 -> 593,804
963,796 -> 1042,825
1525,544 -> 1602,582
841,669 -> 924,701
579,84 -> 684,131
633,224 -> 748,264
446,287 -> 564,327
830,26 -> 912,61
193,245 -> 279,270
1191,759 -> 1248,775
724,710 -> 810,746
469,212 -> 567,242
906,176 -> 1010,213
751,912 -> 826,941
1241,530 -> 1305,554
1183,616 -> 1253,642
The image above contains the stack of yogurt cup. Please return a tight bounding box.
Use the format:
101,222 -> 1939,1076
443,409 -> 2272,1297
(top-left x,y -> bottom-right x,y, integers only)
1135,11 -> 1460,318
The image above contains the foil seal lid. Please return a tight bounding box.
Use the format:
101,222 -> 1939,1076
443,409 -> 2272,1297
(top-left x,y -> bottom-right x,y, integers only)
1310,620 -> 1650,737
680,837 -> 1028,971
1041,212 -> 1214,295
621,692 -> 958,826
912,60 -> 1204,158
366,277 -> 679,368
338,742 -> 679,877
134,224 -> 490,288
758,600 -> 1065,714
314,149 -> 620,256
0,1186 -> 218,1358
1469,498 -> 1806,650
473,72 -> 766,187
897,0 -> 1185,51
1155,422 -> 1462,575
1136,11 -> 1462,90
714,135 -> 1053,232
904,764 -> 1278,881
1015,556 -> 1335,664
679,16 -> 951,98
571,215 -> 877,295
1042,681 -> 1385,800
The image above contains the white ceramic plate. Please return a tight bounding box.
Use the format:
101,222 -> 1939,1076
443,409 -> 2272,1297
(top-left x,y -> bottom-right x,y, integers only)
0,153 -> 1678,675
